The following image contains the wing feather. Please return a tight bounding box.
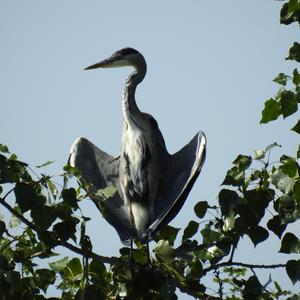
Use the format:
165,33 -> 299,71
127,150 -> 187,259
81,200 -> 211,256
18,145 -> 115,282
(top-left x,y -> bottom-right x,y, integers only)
69,137 -> 134,245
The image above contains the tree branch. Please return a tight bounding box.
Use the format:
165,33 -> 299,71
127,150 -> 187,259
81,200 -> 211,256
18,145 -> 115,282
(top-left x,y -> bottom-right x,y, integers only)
0,196 -> 118,265
203,260 -> 286,275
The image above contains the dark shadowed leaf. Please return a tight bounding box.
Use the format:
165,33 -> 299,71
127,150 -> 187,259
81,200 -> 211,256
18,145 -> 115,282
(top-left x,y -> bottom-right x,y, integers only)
293,68 -> 300,86
280,91 -> 298,118
260,98 -> 281,124
287,42 -> 300,62
31,206 -> 57,230
291,120 -> 300,134
194,201 -> 208,218
286,260 -> 300,284
267,215 -> 287,238
75,285 -> 105,300
62,188 -> 78,208
219,189 -> 240,216
35,269 -> 56,292
243,276 -> 262,298
0,220 -> 5,237
182,221 -> 199,240
90,259 -> 106,278
0,255 -> 9,271
14,183 -> 45,213
280,233 -> 300,253
280,3 -> 292,24
189,259 -> 203,279
248,226 -> 269,247
53,219 -> 78,242
156,225 -> 180,245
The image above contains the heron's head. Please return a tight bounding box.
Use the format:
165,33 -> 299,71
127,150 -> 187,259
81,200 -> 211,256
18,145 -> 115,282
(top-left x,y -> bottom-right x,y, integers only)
84,48 -> 146,71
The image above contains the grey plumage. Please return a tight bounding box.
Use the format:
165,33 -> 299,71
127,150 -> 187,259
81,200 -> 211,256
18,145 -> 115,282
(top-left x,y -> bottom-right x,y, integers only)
69,48 -> 206,245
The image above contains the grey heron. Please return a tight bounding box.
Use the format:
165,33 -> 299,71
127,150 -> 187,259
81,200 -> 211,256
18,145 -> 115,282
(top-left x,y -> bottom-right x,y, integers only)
68,48 -> 206,246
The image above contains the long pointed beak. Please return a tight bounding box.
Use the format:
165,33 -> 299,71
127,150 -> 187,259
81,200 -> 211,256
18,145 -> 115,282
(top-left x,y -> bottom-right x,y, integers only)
84,57 -> 118,70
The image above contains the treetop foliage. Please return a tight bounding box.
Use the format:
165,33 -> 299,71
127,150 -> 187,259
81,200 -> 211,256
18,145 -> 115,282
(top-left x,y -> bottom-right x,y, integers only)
1,1 -> 300,299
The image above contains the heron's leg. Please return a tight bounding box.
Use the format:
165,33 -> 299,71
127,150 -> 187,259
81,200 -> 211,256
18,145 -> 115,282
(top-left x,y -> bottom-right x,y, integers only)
146,242 -> 151,263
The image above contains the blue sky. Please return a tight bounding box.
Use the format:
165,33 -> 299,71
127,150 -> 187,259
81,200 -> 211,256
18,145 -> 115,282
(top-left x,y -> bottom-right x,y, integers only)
1,0 -> 299,297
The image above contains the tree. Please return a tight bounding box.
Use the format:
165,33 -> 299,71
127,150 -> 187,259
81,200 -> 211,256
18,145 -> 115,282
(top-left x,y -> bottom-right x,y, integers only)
0,1 -> 299,299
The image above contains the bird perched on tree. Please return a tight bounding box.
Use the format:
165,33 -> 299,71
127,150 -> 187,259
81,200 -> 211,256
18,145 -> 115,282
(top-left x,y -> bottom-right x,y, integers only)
68,48 -> 206,246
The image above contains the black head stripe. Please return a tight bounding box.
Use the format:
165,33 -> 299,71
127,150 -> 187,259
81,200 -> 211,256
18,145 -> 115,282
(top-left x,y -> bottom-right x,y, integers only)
119,48 -> 139,56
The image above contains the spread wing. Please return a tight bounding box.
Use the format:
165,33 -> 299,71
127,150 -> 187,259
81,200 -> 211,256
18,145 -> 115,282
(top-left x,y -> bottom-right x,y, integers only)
68,137 -> 134,245
142,131 -> 206,242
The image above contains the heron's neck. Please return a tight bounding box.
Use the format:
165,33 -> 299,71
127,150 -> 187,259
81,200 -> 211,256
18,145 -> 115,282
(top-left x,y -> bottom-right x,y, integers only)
122,64 -> 146,126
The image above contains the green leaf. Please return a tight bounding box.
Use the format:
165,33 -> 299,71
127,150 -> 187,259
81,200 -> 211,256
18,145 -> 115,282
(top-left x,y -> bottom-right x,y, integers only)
154,239 -> 174,260
132,249 -> 148,264
271,169 -> 297,194
47,179 -> 58,197
297,145 -> 300,159
288,0 -> 300,13
243,276 -> 262,298
248,226 -> 269,247
280,91 -> 298,118
273,73 -> 288,86
62,188 -> 78,208
63,258 -> 82,279
280,232 -> 300,253
280,3 -> 295,24
281,157 -> 299,177
219,189 -> 240,216
260,98 -> 281,124
182,221 -> 199,240
275,195 -> 297,224
287,42 -> 300,62
36,160 -> 55,168
0,144 -> 9,153
286,260 -> 300,284
194,201 -> 208,218
293,68 -> 300,86
97,186 -> 117,200
254,149 -> 265,160
233,155 -> 252,171
222,166 -> 244,186
156,225 -> 180,245
49,256 -> 69,271
267,215 -> 287,238
291,120 -> 300,134
30,206 -> 57,230
201,226 -> 221,243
